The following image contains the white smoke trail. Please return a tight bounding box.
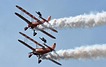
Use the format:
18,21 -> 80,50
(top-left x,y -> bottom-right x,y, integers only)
45,44 -> 106,60
39,11 -> 106,29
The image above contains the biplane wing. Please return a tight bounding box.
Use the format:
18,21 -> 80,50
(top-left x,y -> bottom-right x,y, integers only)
19,32 -> 45,48
15,12 -> 31,25
18,39 -> 35,51
48,27 -> 58,33
36,27 -> 56,39
16,5 -> 41,23
41,24 -> 58,33
48,58 -> 62,66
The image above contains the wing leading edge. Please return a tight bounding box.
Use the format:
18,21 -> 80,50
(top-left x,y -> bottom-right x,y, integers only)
48,58 -> 62,66
15,12 -> 31,25
18,39 -> 35,51
36,28 -> 56,39
16,5 -> 39,21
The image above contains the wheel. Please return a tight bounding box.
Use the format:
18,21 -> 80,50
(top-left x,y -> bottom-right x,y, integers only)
28,54 -> 32,58
24,27 -> 28,31
38,60 -> 42,64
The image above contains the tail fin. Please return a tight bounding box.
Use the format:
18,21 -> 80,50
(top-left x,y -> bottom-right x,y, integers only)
47,16 -> 51,22
51,43 -> 56,50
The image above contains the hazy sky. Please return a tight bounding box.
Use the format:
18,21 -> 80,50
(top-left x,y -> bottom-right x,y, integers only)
0,0 -> 106,67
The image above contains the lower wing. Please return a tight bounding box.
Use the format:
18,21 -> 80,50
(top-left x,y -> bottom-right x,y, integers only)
18,39 -> 35,51
15,12 -> 31,25
36,27 -> 56,39
19,32 -> 45,48
41,24 -> 58,33
48,58 -> 62,66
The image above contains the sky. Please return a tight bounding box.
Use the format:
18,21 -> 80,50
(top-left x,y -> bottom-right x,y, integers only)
0,0 -> 106,67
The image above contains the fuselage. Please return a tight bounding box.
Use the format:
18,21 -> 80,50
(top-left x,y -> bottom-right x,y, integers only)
35,47 -> 53,55
28,21 -> 44,29
33,43 -> 56,55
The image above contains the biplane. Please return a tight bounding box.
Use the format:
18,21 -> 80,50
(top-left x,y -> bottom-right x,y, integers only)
18,32 -> 62,66
15,5 -> 58,39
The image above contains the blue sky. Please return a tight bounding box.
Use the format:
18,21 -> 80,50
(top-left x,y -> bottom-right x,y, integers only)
0,0 -> 106,67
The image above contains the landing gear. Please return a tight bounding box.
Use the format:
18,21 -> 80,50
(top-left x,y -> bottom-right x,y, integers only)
24,27 -> 28,31
38,55 -> 42,64
38,59 -> 42,64
28,54 -> 32,58
28,52 -> 33,58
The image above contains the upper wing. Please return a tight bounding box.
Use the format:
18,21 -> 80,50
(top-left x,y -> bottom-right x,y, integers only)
43,43 -> 54,51
41,54 -> 62,66
19,32 -> 45,48
15,12 -> 31,25
18,39 -> 35,51
36,27 -> 56,39
16,5 -> 39,21
41,24 -> 58,33
48,27 -> 58,33
40,17 -> 48,22
48,58 -> 62,66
